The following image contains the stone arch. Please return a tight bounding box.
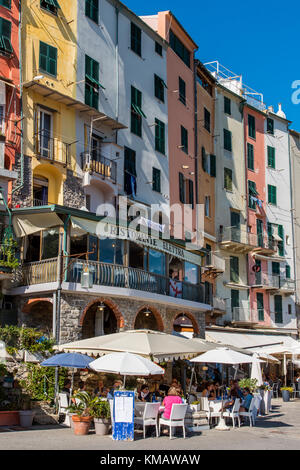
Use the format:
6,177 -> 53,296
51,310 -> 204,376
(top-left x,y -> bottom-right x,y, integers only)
133,305 -> 164,332
172,311 -> 199,336
21,299 -> 53,333
79,297 -> 124,329
22,297 -> 53,313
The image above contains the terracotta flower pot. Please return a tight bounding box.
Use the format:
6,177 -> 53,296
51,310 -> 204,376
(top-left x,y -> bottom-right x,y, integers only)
0,411 -> 20,426
72,415 -> 93,435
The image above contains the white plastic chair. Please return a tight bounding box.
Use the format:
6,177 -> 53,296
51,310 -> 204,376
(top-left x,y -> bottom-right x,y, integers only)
134,403 -> 160,438
202,397 -> 221,425
239,398 -> 256,427
159,404 -> 188,439
291,384 -> 297,399
58,393 -> 70,426
223,398 -> 240,428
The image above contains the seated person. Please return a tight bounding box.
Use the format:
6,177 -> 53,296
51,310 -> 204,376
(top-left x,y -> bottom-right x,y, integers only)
232,380 -> 244,400
220,388 -> 239,412
162,387 -> 183,420
199,382 -> 209,398
186,378 -> 197,393
61,379 -> 71,399
107,380 -> 122,400
240,388 -> 253,413
138,384 -> 151,402
94,379 -> 104,397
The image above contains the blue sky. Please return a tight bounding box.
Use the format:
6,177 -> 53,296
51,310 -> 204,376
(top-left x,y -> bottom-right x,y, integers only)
125,0 -> 300,130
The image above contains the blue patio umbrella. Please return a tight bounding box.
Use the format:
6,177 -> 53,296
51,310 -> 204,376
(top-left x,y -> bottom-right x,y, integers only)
41,352 -> 93,396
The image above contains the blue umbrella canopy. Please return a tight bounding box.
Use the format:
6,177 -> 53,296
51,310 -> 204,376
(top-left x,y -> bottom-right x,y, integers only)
41,352 -> 93,369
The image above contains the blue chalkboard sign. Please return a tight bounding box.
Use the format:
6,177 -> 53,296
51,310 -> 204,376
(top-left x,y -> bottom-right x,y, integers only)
112,390 -> 135,441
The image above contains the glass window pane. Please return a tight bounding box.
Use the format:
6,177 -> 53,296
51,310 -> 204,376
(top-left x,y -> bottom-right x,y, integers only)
184,262 -> 198,284
100,238 -> 115,264
149,249 -> 165,275
41,227 -> 59,260
115,239 -> 124,265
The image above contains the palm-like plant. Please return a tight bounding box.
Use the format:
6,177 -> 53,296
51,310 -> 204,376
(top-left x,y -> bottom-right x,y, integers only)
67,391 -> 99,417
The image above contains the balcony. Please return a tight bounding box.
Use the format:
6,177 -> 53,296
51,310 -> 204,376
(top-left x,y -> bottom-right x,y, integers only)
213,297 -> 227,314
251,272 -> 280,291
218,227 -> 258,253
35,130 -> 71,167
232,307 -> 258,327
81,151 -> 117,184
203,252 -> 225,278
278,278 -> 295,295
16,259 -> 208,305
252,234 -> 276,256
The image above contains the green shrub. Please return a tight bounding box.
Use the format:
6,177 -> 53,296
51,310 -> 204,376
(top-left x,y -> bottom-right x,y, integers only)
0,326 -> 54,354
238,378 -> 258,393
19,364 -> 68,401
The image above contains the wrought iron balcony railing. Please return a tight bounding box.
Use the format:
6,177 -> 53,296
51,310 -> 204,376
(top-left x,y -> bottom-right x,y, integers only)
81,151 -> 117,184
35,130 -> 70,166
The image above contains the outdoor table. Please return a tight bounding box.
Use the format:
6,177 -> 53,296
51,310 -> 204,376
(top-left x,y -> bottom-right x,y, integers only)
209,399 -> 229,413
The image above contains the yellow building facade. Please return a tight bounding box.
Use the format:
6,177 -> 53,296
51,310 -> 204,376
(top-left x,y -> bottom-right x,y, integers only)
21,0 -> 78,205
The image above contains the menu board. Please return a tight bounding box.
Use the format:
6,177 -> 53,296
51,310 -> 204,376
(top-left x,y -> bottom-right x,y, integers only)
112,390 -> 135,441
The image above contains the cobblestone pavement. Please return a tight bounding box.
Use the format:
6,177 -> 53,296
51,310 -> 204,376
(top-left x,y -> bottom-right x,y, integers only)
0,399 -> 299,450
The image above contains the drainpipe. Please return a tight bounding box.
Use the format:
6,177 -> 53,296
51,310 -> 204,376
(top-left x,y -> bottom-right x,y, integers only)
11,0 -> 24,199
193,59 -> 199,227
114,5 -> 119,147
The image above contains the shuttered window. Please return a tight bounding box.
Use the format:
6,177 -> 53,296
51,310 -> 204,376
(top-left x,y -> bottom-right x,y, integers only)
155,41 -> 162,56
248,114 -> 256,139
204,108 -> 210,132
155,119 -> 165,155
224,96 -> 231,115
210,154 -> 216,177
274,295 -> 283,323
268,185 -> 277,205
154,74 -> 165,102
131,86 -> 145,137
85,55 -> 100,110
248,180 -> 258,209
272,262 -> 280,275
278,224 -> 284,257
188,180 -> 194,209
179,77 -> 186,105
231,289 -> 239,312
152,168 -> 161,193
286,265 -> 291,279
230,256 -> 239,283
179,172 -> 185,203
124,147 -> 136,196
267,117 -> 274,135
267,146 -> 275,169
0,0 -> 11,9
257,293 -> 264,321
85,0 -> 98,23
224,129 -> 232,151
224,168 -> 233,191
169,30 -> 190,68
247,143 -> 254,170
39,41 -> 57,76
41,0 -> 60,15
131,22 -> 141,56
202,147 -> 207,173
0,17 -> 12,55
181,126 -> 188,154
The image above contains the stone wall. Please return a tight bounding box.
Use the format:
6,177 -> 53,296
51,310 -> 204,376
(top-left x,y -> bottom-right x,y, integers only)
11,154 -> 32,207
63,170 -> 85,209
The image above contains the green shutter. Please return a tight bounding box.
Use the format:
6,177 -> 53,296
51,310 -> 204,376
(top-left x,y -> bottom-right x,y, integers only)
224,96 -> 231,115
0,17 -> 12,54
267,118 -> 274,135
181,126 -> 188,154
41,0 -> 60,13
247,143 -> 254,170
278,225 -> 284,257
231,289 -> 239,312
257,293 -> 264,321
169,30 -> 190,68
248,180 -> 257,209
131,22 -> 141,56
286,265 -> 291,279
267,146 -> 275,168
0,0 -> 11,8
155,119 -> 165,154
274,295 -> 283,323
189,180 -> 194,208
268,185 -> 277,205
85,0 -> 98,23
85,55 -> 100,109
272,262 -> 280,275
202,147 -> 207,172
179,172 -> 185,203
154,74 -> 165,102
230,256 -> 239,283
224,168 -> 232,191
248,114 -> 256,139
224,129 -> 232,151
179,77 -> 186,105
204,108 -> 210,132
152,168 -> 161,193
210,154 -> 216,177
39,41 -> 57,76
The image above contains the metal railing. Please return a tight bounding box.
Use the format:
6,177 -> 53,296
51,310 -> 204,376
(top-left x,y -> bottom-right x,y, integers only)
18,259 -> 207,304
35,130 -> 70,166
205,252 -> 225,272
251,272 -> 280,289
280,278 -> 295,291
219,227 -> 258,246
232,307 -> 256,323
81,151 -> 117,183
256,234 -> 275,251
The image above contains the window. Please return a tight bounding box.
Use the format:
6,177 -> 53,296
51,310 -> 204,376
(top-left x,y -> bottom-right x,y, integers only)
274,295 -> 283,323
154,74 -> 165,102
268,184 -> 277,205
0,17 -> 12,55
267,117 -> 274,135
230,256 -> 239,283
85,194 -> 91,211
231,289 -> 239,313
248,114 -> 256,139
257,293 -> 264,322
181,126 -> 188,154
272,262 -> 280,276
188,180 -> 194,208
286,265 -> 291,279
124,147 -> 136,196
205,196 -> 210,217
85,55 -> 100,110
247,143 -> 254,170
267,146 -> 275,169
224,129 -> 232,151
204,108 -> 210,132
155,41 -> 162,56
131,22 -> 141,57
152,168 -> 161,193
39,41 -> 57,76
155,119 -> 165,154
131,86 -> 145,137
0,0 -> 10,8
202,147 -> 207,173
224,168 -> 233,191
248,180 -> 258,210
224,96 -> 231,115
169,30 -> 190,68
41,0 -> 60,15
288,304 -> 292,315
278,225 -> 284,257
197,74 -> 212,95
210,154 -> 216,177
37,108 -> 53,159
179,172 -> 185,203
179,77 -> 186,105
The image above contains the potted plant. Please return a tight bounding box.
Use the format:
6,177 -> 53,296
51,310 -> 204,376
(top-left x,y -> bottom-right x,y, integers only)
238,378 -> 258,393
280,387 -> 293,402
259,384 -> 272,415
91,398 -> 111,436
19,394 -> 35,427
67,391 -> 97,436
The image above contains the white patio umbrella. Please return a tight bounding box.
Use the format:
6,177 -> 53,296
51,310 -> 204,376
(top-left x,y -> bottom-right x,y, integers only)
89,352 -> 165,386
250,353 -> 263,386
190,347 -> 264,365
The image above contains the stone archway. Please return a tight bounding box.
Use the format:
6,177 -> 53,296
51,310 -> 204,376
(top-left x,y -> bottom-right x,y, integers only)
22,299 -> 53,334
133,305 -> 164,332
80,298 -> 124,339
172,312 -> 199,337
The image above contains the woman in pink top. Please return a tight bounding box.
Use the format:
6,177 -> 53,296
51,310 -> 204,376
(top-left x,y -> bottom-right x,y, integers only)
162,387 -> 183,420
